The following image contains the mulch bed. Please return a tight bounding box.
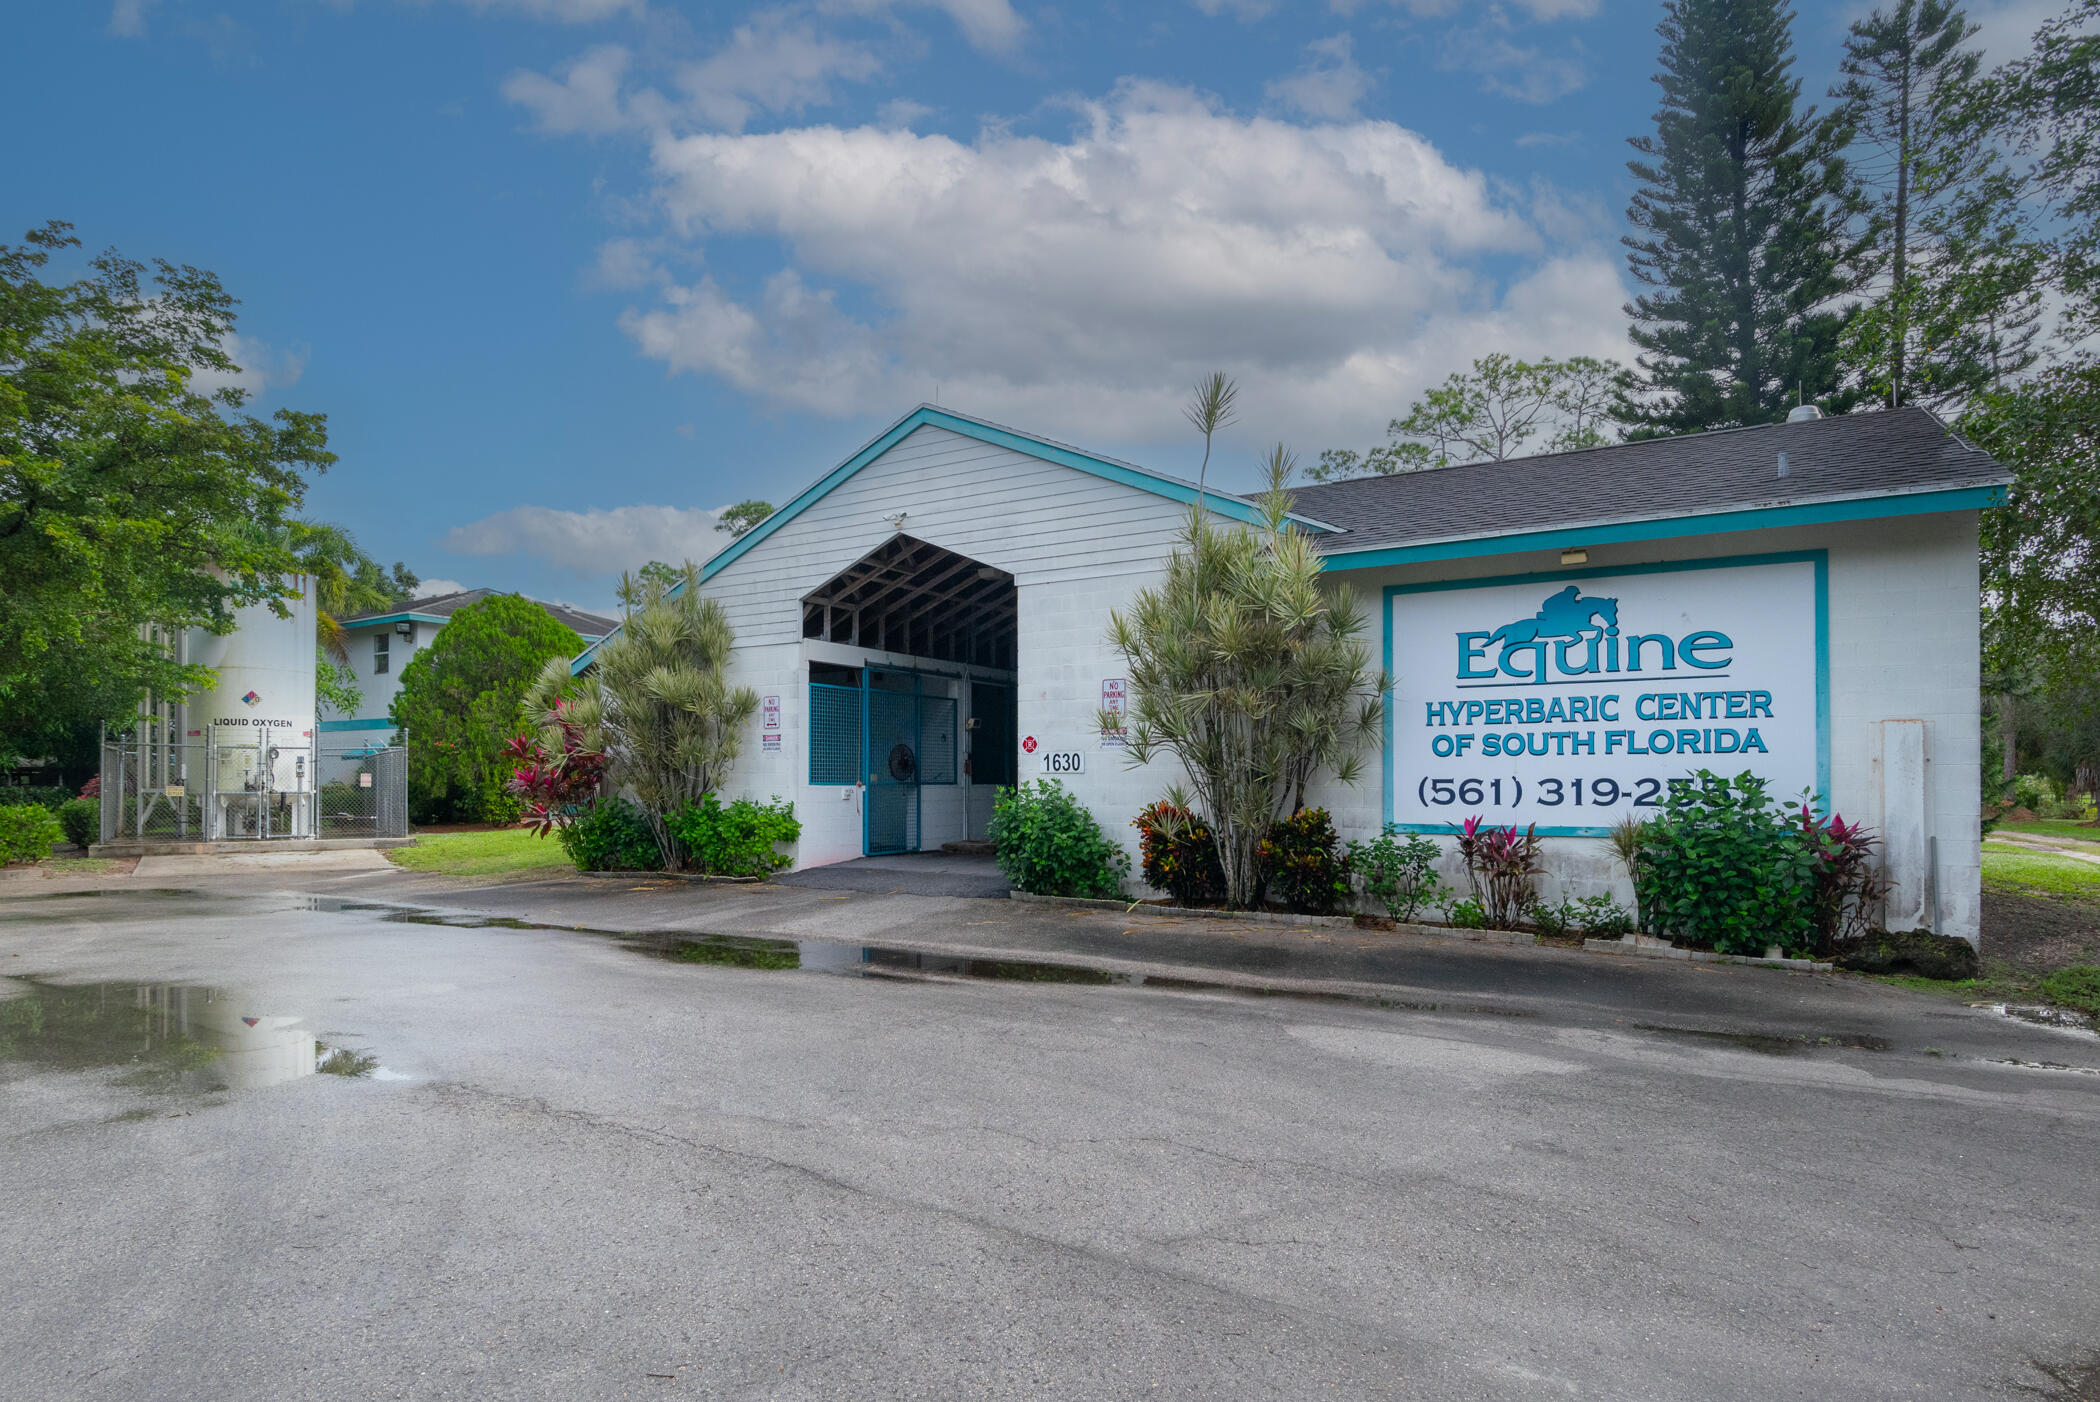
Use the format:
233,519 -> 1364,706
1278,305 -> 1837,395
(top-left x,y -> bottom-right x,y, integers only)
1983,891 -> 2100,975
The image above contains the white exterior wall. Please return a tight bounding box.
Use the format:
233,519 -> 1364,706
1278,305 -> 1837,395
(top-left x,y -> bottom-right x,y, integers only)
335,619 -> 440,724
699,423 -> 1196,872
1305,512 -> 1984,942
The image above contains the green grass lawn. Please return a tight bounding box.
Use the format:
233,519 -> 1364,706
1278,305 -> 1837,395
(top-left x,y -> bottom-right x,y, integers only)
386,828 -> 576,878
1996,819 -> 2100,847
1981,842 -> 2100,900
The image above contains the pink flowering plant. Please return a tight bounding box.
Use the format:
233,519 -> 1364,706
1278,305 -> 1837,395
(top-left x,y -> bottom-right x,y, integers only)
1454,815 -> 1544,930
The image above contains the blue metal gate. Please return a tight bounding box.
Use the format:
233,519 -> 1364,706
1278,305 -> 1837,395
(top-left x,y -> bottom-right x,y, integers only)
864,670 -> 920,855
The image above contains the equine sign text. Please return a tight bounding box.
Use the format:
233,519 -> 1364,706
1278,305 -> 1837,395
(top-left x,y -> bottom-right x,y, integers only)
1385,557 -> 1824,834
1455,584 -> 1734,683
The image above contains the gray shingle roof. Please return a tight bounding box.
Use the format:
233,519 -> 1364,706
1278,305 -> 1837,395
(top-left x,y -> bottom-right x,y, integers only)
1282,406 -> 2010,555
343,588 -> 618,639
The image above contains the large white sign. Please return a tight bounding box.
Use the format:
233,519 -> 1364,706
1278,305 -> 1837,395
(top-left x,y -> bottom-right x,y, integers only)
1387,557 -> 1824,834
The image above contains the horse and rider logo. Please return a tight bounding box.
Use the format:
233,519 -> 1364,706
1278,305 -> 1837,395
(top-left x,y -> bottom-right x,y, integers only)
1458,584 -> 1732,682
1486,585 -> 1618,651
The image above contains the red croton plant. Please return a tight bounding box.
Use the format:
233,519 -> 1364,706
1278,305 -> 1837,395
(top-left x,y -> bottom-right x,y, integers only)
504,700 -> 606,836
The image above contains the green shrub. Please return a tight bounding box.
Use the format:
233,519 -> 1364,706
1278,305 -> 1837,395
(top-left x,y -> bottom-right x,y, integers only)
1132,797 -> 1225,907
2039,966 -> 2100,1018
989,780 -> 1128,898
1531,894 -> 1636,939
0,804 -> 65,864
558,799 -> 663,872
1446,896 -> 1488,929
0,785 -> 73,812
667,794 -> 801,877
1260,808 -> 1353,914
56,797 -> 98,849
1349,825 -> 1447,922
1638,771 -> 1814,956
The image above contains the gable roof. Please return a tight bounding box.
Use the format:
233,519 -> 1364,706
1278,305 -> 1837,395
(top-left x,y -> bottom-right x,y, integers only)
569,402 -> 1339,674
344,588 -> 618,640
1292,406 -> 2010,568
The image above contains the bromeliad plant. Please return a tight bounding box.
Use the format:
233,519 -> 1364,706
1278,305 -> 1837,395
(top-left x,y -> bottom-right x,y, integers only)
1454,816 -> 1544,930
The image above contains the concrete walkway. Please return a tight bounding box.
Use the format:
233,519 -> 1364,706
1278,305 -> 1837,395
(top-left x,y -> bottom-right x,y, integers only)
773,851 -> 1012,898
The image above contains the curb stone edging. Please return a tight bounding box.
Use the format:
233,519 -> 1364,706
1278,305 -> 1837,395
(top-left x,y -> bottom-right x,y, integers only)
1583,937 -> 1831,971
1008,891 -> 1532,944
577,870 -> 766,884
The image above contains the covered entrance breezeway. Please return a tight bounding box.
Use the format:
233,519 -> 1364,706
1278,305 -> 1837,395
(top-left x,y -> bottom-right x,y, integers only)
800,535 -> 1019,858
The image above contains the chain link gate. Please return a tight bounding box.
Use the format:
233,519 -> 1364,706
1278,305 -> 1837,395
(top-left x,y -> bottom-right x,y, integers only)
99,734 -> 408,843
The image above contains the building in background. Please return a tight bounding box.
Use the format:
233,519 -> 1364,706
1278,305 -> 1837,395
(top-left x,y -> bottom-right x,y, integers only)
324,589 -> 617,743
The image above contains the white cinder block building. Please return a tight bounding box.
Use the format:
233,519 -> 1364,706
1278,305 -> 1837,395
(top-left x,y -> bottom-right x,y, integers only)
574,405 -> 2007,943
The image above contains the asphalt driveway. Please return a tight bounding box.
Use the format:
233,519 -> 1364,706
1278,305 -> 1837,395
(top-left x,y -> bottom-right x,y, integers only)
3,863 -> 2098,1401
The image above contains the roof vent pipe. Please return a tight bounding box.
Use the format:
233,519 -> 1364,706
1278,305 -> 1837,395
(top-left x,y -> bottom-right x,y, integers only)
1786,403 -> 1825,423
1776,450 -> 1789,479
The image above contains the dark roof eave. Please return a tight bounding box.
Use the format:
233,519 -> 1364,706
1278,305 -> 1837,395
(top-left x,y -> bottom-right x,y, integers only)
1316,477 -> 2010,566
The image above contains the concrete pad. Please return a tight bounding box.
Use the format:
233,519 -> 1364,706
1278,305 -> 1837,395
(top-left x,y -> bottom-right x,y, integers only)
134,848 -> 395,878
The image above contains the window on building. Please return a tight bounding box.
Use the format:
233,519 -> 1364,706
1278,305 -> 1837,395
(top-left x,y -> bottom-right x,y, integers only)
373,632 -> 390,675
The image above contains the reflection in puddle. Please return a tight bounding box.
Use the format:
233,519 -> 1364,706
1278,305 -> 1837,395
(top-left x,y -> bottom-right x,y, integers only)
0,976 -> 391,1094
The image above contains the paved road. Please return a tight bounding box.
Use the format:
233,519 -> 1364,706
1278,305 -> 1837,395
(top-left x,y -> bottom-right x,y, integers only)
3,866 -> 2098,1401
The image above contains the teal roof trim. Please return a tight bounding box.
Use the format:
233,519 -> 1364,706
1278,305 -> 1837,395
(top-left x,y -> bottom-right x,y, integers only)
318,718 -> 394,732
1322,484 -> 2003,572
342,612 -> 449,629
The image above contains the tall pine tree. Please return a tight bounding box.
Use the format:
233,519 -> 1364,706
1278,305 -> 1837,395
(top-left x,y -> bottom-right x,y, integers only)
1624,0 -> 1869,433
1837,0 -> 2043,409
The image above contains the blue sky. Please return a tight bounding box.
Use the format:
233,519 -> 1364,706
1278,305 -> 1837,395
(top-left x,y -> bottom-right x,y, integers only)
9,0 -> 2055,611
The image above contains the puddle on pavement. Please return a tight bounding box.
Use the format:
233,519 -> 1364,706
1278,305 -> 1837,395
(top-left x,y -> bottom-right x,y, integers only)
1631,1023 -> 1891,1055
0,975 -> 394,1099
618,930 -> 1539,1018
1974,1002 -> 2099,1037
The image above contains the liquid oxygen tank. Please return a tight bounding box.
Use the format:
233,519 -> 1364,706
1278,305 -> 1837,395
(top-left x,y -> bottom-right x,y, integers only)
185,573 -> 319,836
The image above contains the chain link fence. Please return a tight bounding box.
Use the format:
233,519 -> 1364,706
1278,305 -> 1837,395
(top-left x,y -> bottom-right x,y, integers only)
100,735 -> 408,843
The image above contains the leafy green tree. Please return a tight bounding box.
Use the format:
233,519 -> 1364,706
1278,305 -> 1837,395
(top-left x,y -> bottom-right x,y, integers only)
566,563 -> 757,870
616,559 -> 682,608
1623,0 -> 1869,433
390,595 -> 582,823
1981,0 -> 2100,339
1312,355 -> 1629,481
1836,1 -> 2044,408
1109,379 -> 1389,908
715,500 -> 774,537
1962,361 -> 2100,788
0,221 -> 334,763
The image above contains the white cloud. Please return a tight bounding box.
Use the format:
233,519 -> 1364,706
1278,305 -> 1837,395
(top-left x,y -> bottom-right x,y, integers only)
458,0 -> 644,21
412,577 -> 472,599
192,333 -> 309,400
504,44 -> 637,134
1189,0 -> 1275,18
109,0 -> 158,36
823,0 -> 1026,54
677,12 -> 883,131
585,236 -> 666,289
505,16 -> 885,135
442,504 -> 731,575
1266,34 -> 1375,121
1440,22 -> 1589,104
612,81 -> 1630,447
876,97 -> 934,129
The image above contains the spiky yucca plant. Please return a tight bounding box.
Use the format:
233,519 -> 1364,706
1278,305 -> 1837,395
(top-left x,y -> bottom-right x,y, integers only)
1106,403 -> 1389,909
555,563 -> 757,871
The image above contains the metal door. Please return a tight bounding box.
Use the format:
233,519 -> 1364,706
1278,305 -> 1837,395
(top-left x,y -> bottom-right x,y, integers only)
864,670 -> 921,855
